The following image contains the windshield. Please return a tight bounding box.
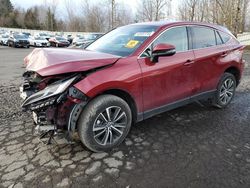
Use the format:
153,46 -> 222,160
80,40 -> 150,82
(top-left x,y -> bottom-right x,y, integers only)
40,33 -> 48,36
56,37 -> 66,41
86,25 -> 158,57
35,37 -> 44,40
14,34 -> 27,39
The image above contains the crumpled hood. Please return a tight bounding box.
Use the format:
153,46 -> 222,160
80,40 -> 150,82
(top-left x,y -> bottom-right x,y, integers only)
24,48 -> 121,76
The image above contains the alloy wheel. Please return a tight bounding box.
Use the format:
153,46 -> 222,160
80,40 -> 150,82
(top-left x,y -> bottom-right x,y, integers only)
219,78 -> 235,105
93,106 -> 127,146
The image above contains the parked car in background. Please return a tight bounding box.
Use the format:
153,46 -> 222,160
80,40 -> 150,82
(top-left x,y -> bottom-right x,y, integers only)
29,36 -> 50,47
8,33 -> 30,48
72,35 -> 84,45
20,21 -> 244,152
85,33 -> 104,40
66,34 -> 73,44
49,36 -> 70,47
73,36 -> 88,46
35,32 -> 51,41
0,34 -> 9,45
0,29 -> 6,35
22,32 -> 31,38
72,33 -> 104,47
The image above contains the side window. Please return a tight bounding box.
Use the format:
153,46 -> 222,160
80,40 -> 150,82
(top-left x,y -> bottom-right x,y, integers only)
154,27 -> 188,52
218,31 -> 231,43
215,31 -> 223,45
192,27 -> 216,49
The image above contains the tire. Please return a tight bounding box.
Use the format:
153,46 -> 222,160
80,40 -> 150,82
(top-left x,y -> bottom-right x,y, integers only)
56,43 -> 59,47
78,94 -> 132,152
213,72 -> 236,108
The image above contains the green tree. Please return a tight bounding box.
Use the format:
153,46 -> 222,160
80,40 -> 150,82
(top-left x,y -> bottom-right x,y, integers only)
0,0 -> 13,17
46,7 -> 57,31
24,7 -> 40,29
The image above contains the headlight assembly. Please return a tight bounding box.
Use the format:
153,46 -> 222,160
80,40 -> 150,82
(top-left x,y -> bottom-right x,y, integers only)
22,76 -> 77,108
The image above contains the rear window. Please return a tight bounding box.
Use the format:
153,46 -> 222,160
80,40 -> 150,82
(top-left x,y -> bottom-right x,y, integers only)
219,31 -> 231,43
192,27 -> 216,49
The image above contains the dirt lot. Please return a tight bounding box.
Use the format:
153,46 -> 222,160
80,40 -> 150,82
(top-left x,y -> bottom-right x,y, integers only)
0,46 -> 250,188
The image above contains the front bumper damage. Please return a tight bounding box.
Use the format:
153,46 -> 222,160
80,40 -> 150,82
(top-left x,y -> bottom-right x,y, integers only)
20,73 -> 88,144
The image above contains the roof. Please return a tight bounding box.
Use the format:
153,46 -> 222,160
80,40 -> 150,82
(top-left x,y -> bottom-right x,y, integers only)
131,21 -> 230,33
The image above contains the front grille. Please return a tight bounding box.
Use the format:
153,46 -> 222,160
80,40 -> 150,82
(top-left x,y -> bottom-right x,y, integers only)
18,40 -> 28,44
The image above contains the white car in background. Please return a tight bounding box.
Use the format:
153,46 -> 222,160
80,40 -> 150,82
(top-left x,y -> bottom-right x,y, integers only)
0,34 -> 9,45
35,32 -> 52,40
29,36 -> 50,47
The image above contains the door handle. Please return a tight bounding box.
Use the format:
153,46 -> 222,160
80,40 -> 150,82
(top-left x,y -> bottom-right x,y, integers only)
183,59 -> 194,66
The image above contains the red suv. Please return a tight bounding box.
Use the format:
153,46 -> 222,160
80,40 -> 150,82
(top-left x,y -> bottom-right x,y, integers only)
21,21 -> 245,152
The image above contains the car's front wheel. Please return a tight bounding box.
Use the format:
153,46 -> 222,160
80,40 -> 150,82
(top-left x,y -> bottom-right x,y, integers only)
78,94 -> 132,152
213,72 -> 236,108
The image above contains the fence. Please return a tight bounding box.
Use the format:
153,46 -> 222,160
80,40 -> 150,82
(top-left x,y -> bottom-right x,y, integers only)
0,27 -> 103,37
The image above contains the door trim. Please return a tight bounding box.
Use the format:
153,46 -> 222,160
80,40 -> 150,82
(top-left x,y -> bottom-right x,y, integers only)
137,90 -> 216,121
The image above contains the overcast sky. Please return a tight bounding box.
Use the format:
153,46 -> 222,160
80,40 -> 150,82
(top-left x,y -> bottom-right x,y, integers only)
11,0 -> 179,19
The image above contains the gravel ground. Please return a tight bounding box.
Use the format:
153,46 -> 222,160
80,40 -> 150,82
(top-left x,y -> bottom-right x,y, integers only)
0,46 -> 250,188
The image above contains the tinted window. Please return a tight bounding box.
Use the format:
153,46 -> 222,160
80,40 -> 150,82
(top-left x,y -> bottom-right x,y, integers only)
192,27 -> 216,49
215,31 -> 223,45
219,31 -> 231,43
154,27 -> 188,52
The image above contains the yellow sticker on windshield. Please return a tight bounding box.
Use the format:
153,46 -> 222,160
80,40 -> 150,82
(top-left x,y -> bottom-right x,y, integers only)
125,40 -> 139,48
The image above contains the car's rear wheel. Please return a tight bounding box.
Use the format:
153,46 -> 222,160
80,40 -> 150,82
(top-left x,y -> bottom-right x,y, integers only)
78,94 -> 132,152
213,72 -> 236,108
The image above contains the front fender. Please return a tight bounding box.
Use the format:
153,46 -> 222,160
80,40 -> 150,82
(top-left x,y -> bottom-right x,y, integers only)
73,57 -> 143,112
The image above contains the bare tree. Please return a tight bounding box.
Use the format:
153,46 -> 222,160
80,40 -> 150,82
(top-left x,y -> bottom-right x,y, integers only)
81,0 -> 106,32
137,0 -> 171,21
178,0 -> 250,34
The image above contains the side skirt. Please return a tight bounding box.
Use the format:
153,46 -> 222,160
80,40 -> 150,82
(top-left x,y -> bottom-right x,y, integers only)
137,90 -> 216,122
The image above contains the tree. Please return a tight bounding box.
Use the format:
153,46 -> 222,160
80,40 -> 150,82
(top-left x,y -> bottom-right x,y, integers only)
46,7 -> 57,31
177,0 -> 250,34
0,0 -> 13,17
24,7 -> 40,29
137,0 -> 171,21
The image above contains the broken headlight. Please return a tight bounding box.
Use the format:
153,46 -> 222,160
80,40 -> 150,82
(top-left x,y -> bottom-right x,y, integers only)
22,76 -> 78,109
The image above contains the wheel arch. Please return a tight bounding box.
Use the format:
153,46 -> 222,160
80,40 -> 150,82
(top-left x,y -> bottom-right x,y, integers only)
224,66 -> 241,86
99,89 -> 139,124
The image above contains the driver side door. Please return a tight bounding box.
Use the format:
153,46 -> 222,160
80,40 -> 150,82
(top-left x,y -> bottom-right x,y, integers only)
137,26 -> 197,118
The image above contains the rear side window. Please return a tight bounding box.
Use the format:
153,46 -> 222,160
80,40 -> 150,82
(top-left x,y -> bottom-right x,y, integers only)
218,31 -> 231,43
154,27 -> 188,52
215,31 -> 223,45
192,27 -> 216,49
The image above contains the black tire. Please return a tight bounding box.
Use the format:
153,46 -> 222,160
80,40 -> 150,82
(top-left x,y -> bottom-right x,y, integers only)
213,72 -> 236,108
78,94 -> 132,152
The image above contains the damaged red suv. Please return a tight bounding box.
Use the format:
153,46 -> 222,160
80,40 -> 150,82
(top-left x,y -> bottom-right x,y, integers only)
21,21 -> 244,152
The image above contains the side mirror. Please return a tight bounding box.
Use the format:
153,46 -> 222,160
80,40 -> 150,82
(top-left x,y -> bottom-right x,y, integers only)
150,43 -> 176,63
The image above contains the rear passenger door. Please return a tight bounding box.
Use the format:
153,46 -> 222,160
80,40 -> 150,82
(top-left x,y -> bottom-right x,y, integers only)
190,26 -> 230,93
